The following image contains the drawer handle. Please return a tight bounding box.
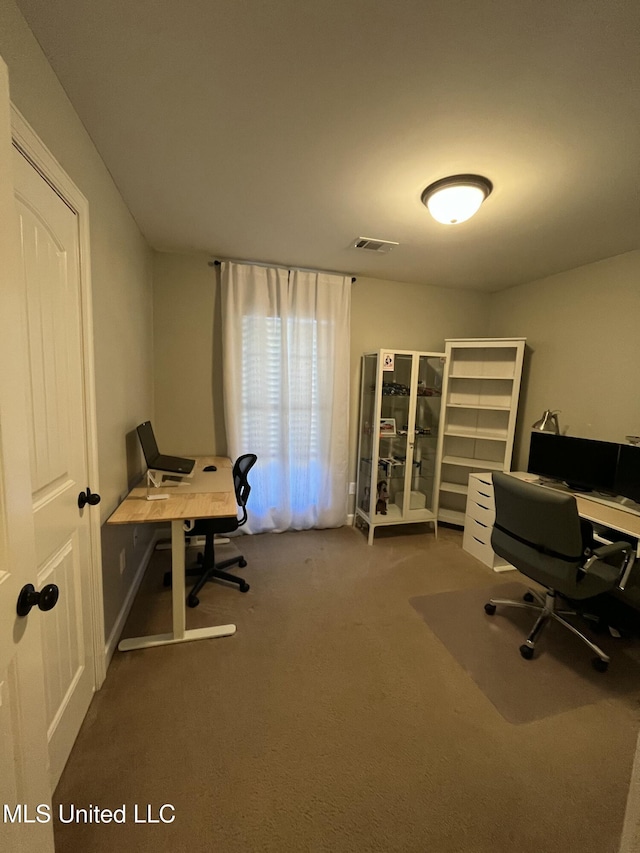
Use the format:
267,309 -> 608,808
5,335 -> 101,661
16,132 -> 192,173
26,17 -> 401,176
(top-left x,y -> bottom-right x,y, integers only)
478,491 -> 491,498
475,519 -> 488,528
477,503 -> 489,511
473,536 -> 486,545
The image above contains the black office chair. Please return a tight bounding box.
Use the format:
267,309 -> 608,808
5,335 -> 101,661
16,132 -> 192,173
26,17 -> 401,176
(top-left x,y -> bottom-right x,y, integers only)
484,472 -> 635,672
164,454 -> 257,607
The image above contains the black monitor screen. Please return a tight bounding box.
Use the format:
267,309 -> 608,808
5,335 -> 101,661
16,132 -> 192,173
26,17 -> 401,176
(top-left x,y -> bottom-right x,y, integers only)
614,444 -> 640,503
527,432 -> 619,493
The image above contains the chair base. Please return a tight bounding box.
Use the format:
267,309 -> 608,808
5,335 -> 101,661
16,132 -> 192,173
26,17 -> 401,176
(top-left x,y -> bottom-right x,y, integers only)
163,540 -> 250,607
484,588 -> 610,672
185,554 -> 250,607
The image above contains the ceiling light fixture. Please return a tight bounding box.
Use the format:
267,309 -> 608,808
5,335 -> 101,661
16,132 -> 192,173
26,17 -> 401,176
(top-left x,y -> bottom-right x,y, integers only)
421,174 -> 493,225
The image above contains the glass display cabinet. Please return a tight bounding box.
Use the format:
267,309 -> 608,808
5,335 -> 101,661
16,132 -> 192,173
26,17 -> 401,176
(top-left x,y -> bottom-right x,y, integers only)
355,349 -> 446,545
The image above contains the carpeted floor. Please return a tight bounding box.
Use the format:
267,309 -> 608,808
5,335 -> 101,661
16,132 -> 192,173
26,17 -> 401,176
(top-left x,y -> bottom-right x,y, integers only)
53,524 -> 640,852
410,580 -> 640,724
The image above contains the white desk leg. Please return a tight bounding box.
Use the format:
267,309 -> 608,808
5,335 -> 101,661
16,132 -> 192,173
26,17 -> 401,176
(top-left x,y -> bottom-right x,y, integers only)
118,519 -> 236,652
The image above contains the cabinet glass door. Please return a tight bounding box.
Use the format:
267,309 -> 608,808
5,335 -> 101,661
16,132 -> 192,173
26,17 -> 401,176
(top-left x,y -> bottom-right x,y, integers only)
404,354 -> 444,516
356,353 -> 378,515
378,353 -> 413,518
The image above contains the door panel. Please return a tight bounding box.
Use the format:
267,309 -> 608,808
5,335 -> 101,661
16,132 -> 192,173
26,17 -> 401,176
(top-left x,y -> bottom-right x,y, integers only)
39,539 -> 81,722
13,145 -> 95,791
21,199 -> 71,491
0,58 -> 53,852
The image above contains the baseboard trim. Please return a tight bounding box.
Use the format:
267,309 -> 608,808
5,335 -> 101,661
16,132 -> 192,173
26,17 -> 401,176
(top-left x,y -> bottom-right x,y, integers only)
104,530 -> 162,668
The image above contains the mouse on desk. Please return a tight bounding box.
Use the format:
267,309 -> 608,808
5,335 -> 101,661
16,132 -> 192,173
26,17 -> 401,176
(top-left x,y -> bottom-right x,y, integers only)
203,465 -> 217,472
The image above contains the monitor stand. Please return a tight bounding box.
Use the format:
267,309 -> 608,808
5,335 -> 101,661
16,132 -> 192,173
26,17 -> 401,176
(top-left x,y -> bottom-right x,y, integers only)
145,468 -> 190,499
147,469 -> 191,487
565,482 -> 592,493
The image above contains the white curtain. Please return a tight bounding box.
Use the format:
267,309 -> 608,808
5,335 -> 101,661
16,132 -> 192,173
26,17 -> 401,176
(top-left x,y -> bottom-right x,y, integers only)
222,261 -> 351,533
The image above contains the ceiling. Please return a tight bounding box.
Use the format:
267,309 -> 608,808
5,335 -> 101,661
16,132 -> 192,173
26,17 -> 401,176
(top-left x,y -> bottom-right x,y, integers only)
16,0 -> 640,291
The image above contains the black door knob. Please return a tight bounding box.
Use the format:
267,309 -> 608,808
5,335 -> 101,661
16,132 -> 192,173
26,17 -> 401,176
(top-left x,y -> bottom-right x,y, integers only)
16,583 -> 60,617
78,487 -> 101,509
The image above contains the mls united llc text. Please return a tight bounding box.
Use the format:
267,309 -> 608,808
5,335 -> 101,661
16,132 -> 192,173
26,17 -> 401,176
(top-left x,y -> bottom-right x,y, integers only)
4,803 -> 176,824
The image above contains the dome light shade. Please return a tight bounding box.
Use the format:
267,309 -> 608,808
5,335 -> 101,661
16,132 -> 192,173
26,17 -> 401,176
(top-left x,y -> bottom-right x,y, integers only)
421,174 -> 493,225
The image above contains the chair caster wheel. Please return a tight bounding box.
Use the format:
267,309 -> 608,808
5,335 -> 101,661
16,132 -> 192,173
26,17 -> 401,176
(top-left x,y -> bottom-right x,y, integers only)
484,602 -> 496,615
239,582 -> 250,593
519,644 -> 535,660
523,592 -> 535,602
187,594 -> 199,608
592,657 -> 609,673
238,558 -> 247,568
163,572 -> 172,588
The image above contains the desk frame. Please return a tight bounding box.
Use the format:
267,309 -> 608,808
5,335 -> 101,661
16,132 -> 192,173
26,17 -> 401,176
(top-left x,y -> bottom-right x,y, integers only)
117,519 -> 236,651
109,457 -> 237,652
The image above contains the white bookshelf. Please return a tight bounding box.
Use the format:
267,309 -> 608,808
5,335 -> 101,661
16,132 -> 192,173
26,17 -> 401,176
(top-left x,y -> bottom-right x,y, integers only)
434,338 -> 526,526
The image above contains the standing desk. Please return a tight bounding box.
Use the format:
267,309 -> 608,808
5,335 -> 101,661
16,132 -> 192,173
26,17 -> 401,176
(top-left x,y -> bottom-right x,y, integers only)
108,456 -> 238,652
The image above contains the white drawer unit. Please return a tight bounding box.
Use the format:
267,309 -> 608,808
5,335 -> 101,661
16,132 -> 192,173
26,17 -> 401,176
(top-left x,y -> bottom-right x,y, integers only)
462,472 -> 513,572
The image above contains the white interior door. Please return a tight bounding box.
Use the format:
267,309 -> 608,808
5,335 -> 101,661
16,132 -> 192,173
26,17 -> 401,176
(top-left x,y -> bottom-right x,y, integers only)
12,143 -> 97,790
0,58 -> 54,853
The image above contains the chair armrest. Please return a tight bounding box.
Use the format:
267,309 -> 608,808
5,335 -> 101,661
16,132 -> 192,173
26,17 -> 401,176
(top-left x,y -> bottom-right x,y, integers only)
591,540 -> 633,561
582,541 -> 634,583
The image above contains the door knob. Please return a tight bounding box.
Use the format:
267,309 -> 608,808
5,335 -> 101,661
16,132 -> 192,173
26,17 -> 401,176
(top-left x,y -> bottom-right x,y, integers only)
78,487 -> 101,509
16,583 -> 59,617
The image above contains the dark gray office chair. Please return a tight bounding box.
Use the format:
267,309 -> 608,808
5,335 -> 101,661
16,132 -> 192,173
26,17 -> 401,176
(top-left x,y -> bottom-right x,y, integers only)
164,454 -> 257,607
484,472 -> 635,672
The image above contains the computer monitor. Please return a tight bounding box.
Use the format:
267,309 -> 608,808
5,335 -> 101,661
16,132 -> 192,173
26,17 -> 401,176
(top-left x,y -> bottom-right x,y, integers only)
614,444 -> 640,503
527,432 -> 619,493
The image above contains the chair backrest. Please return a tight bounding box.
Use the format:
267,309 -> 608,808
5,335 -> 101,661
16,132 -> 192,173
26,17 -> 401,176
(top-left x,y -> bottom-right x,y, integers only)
233,453 -> 257,525
491,472 -> 592,596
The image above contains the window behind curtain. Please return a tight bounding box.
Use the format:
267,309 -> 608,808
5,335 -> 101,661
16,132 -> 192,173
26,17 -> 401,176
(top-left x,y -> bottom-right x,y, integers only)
222,263 -> 351,533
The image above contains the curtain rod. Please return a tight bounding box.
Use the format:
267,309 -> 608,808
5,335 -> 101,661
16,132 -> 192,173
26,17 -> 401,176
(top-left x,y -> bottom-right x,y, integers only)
208,258 -> 356,283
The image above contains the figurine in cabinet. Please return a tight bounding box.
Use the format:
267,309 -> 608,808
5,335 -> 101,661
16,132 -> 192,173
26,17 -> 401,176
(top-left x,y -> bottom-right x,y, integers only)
376,480 -> 389,514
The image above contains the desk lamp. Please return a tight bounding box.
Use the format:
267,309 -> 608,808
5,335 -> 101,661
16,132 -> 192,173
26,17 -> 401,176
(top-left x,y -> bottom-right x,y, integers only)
531,410 -> 560,434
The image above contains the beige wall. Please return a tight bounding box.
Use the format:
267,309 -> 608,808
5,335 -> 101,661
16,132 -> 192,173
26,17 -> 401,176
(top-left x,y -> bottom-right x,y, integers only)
487,250 -> 640,471
151,248 -> 640,515
151,256 -> 491,499
153,252 -> 226,456
349,276 -> 490,494
0,0 -> 155,643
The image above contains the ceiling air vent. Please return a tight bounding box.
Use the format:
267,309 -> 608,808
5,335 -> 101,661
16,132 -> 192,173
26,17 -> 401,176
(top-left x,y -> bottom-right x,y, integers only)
353,237 -> 399,253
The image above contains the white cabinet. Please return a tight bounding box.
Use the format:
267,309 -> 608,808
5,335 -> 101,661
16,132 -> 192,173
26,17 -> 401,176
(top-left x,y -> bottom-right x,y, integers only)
355,349 -> 446,544
462,473 -> 513,571
435,337 -> 526,526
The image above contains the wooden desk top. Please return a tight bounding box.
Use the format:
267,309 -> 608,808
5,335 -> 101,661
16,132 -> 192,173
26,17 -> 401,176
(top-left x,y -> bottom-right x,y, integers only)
107,456 -> 237,525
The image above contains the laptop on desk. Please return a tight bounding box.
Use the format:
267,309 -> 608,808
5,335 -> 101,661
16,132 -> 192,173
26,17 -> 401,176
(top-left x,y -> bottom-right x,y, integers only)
136,421 -> 195,475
